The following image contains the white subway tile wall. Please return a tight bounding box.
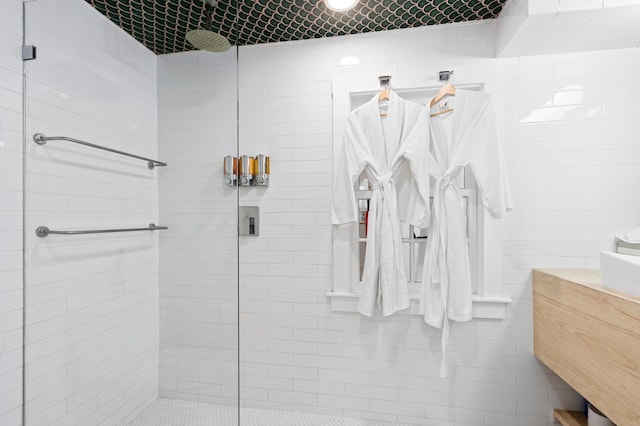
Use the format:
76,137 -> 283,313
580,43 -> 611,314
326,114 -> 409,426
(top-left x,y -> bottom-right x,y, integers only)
0,0 -> 25,424
231,21 -> 640,425
529,0 -> 630,14
21,0 -> 159,424
157,50 -> 239,408
2,1 -> 640,425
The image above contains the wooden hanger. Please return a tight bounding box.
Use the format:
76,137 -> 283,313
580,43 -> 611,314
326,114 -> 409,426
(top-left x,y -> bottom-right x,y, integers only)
430,83 -> 456,107
378,89 -> 391,117
430,71 -> 456,117
378,88 -> 390,102
430,83 -> 455,117
377,75 -> 392,116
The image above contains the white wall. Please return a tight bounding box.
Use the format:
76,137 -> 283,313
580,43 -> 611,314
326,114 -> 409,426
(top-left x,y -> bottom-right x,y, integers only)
498,0 -> 640,56
21,0 -> 160,424
235,21 -> 640,425
0,0 -> 26,424
528,0 -> 640,14
157,50 -> 239,407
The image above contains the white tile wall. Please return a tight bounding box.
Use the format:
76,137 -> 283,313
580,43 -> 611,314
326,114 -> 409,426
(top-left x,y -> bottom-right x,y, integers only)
232,21 -> 640,425
499,0 -> 640,57
0,0 -> 25,424
529,0 -> 640,14
21,0 -> 159,424
496,0 -> 529,55
157,50 -> 239,407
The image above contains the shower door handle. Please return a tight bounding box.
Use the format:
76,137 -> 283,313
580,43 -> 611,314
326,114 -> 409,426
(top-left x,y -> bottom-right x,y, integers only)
239,206 -> 259,237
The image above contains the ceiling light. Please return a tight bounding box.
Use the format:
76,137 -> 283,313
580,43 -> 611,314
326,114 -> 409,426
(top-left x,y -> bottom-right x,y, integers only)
339,56 -> 360,66
325,0 -> 358,12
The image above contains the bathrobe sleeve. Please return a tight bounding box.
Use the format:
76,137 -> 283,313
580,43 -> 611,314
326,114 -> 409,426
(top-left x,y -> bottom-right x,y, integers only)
468,96 -> 513,219
332,115 -> 367,225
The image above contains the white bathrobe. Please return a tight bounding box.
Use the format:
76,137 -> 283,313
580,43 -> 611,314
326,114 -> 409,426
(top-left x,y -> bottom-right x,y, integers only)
420,89 -> 512,376
333,91 -> 431,317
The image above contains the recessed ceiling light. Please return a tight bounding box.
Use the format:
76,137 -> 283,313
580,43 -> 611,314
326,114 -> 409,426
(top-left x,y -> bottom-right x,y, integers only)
325,0 -> 358,12
339,56 -> 360,66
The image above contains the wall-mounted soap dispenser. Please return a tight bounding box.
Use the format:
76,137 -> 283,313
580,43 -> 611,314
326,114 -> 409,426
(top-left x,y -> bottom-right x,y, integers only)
223,155 -> 237,186
238,155 -> 252,186
224,154 -> 270,187
255,154 -> 270,186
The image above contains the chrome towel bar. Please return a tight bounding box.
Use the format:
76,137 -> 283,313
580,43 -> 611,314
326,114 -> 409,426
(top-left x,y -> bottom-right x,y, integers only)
33,133 -> 167,169
36,223 -> 168,238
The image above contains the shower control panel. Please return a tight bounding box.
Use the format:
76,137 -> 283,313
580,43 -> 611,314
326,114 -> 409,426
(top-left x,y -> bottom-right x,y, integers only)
239,206 -> 259,237
224,154 -> 270,187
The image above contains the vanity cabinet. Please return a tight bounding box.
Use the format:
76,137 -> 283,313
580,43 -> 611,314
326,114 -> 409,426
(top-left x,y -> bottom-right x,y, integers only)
533,269 -> 640,426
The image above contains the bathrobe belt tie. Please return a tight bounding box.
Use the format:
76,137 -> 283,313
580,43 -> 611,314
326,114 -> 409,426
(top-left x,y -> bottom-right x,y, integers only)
364,174 -> 406,315
421,173 -> 462,377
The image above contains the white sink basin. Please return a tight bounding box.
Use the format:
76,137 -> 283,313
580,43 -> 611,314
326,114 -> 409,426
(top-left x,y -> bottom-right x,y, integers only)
600,250 -> 640,297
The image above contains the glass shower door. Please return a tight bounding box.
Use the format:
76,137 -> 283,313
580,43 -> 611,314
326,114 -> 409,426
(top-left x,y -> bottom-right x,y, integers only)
22,0 -> 239,424
155,48 -> 240,425
235,41 -> 338,425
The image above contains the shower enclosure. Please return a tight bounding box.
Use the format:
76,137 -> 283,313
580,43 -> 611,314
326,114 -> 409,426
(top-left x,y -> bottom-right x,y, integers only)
19,2 -> 394,422
21,0 -> 240,423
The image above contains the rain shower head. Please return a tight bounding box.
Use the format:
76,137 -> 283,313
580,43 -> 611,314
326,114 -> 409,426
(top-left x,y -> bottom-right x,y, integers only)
186,30 -> 230,52
186,0 -> 231,53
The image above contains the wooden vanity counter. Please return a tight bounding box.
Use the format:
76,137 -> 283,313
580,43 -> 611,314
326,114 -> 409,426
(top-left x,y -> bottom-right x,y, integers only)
533,269 -> 640,426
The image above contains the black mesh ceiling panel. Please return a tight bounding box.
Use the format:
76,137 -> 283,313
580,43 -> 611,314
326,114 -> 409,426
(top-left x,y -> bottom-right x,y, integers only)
85,0 -> 507,55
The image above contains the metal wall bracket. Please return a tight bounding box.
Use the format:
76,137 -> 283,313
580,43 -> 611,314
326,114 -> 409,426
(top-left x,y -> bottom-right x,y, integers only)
22,45 -> 36,61
378,75 -> 391,87
439,70 -> 454,82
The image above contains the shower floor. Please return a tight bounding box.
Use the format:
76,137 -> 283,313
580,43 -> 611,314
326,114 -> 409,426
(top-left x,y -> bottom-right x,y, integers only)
129,398 -> 411,426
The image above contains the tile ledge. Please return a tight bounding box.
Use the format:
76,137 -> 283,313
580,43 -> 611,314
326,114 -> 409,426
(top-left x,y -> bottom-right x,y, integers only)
326,291 -> 511,319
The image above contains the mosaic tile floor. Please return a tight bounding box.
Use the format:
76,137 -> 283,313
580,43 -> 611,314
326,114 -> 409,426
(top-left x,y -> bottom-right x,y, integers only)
129,398 -> 411,426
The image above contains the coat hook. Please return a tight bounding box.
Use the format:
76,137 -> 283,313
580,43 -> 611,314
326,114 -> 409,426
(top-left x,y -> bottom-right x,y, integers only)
378,75 -> 391,88
438,70 -> 454,84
